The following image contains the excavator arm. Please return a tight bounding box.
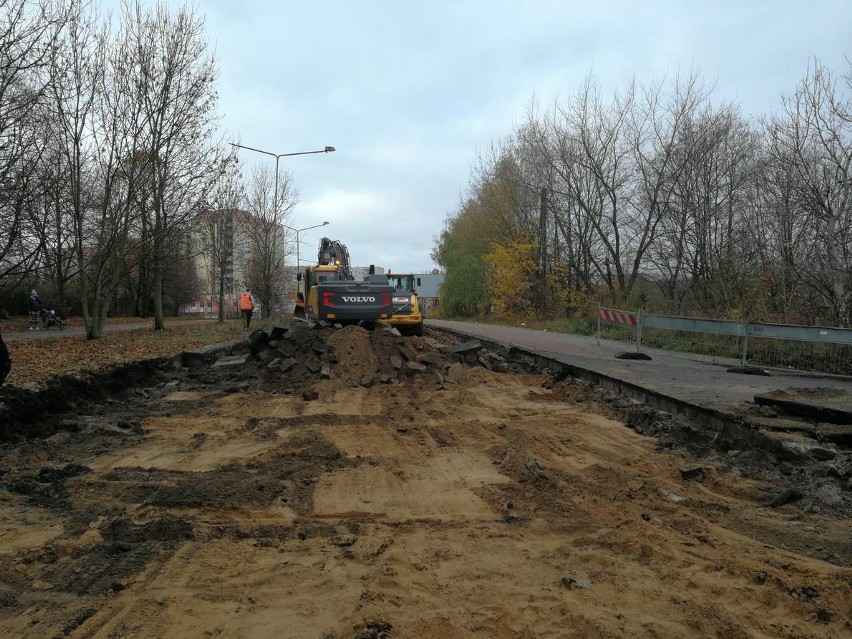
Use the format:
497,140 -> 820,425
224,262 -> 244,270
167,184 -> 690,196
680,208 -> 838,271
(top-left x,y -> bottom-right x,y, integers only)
317,237 -> 353,281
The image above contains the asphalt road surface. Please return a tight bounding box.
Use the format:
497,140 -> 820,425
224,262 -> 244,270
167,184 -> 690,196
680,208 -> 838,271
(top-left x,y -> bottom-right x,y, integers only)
427,319 -> 852,424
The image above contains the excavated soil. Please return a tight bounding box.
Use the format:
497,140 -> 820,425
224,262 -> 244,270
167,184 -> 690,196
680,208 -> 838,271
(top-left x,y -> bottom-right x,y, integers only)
0,322 -> 850,638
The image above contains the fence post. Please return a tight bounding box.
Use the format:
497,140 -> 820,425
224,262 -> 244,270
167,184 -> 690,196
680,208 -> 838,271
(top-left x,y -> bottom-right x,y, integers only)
636,309 -> 644,352
741,320 -> 750,367
596,306 -> 601,345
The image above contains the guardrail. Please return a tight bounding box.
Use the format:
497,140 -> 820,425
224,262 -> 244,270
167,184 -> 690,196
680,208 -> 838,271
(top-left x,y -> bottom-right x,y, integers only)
597,307 -> 852,375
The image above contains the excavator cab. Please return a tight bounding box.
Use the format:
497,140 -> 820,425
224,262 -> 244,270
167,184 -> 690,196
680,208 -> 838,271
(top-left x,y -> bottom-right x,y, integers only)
383,271 -> 424,336
389,274 -> 416,292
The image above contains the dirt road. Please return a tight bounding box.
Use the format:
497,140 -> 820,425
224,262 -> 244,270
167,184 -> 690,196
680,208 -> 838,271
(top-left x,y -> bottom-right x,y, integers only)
0,324 -> 849,638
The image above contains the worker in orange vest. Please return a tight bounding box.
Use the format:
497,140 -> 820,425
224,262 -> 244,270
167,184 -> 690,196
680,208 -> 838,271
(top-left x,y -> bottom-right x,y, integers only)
238,288 -> 256,331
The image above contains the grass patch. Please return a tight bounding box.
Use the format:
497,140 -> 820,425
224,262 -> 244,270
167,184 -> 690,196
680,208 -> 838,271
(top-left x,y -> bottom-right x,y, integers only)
3,317 -> 248,389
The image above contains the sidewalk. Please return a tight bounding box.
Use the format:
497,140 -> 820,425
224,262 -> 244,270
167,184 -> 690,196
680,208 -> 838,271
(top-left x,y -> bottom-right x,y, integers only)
427,319 -> 852,441
1,322 -> 153,343
0,318 -> 224,343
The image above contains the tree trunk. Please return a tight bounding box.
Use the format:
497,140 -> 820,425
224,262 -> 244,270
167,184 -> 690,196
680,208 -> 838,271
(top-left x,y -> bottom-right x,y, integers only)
152,231 -> 165,331
218,275 -> 225,323
537,187 -> 549,313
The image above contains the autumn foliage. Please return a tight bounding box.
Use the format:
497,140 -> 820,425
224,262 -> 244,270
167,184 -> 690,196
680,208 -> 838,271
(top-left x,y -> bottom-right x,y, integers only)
433,62 -> 852,327
485,236 -> 538,315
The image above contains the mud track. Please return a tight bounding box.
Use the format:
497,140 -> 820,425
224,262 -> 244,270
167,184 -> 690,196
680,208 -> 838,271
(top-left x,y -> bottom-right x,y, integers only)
0,322 -> 849,638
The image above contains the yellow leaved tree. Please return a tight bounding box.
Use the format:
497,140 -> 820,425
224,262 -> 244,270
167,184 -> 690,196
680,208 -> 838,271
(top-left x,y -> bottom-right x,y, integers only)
485,235 -> 538,316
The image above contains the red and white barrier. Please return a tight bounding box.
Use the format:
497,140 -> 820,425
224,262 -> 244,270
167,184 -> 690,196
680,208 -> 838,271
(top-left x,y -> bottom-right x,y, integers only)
597,307 -> 638,326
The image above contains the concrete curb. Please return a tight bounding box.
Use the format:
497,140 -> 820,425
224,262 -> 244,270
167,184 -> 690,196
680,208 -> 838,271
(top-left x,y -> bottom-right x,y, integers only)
180,339 -> 240,368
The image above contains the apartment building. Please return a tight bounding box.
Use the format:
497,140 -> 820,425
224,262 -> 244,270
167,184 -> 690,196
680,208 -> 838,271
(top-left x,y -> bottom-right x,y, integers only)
182,208 -> 286,318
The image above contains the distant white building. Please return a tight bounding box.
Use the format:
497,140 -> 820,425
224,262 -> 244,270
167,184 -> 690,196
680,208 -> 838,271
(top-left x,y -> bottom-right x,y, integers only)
412,273 -> 444,298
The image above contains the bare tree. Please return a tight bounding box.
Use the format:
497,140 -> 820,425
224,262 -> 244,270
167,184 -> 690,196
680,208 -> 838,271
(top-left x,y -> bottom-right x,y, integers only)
42,0 -> 100,317
545,76 -> 636,302
72,8 -> 153,338
0,0 -> 63,286
522,114 -> 598,299
29,139 -> 78,315
42,0 -> 151,337
243,163 -> 298,318
124,0 -> 224,331
436,61 -> 851,326
647,102 -> 758,314
764,60 -> 852,326
750,144 -> 806,322
197,154 -> 244,322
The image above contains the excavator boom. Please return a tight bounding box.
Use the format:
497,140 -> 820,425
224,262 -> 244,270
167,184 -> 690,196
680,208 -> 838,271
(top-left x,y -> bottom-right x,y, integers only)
317,237 -> 353,281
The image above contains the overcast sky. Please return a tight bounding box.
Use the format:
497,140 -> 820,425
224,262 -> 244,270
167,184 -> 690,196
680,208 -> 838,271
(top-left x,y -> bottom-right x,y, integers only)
178,0 -> 850,271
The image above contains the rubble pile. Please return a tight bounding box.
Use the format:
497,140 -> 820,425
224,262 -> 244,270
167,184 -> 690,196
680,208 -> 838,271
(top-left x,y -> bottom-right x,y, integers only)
187,321 -> 542,396
0,321 -> 544,442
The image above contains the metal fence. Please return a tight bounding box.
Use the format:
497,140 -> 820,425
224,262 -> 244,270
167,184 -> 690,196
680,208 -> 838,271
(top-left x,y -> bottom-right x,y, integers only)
597,307 -> 852,376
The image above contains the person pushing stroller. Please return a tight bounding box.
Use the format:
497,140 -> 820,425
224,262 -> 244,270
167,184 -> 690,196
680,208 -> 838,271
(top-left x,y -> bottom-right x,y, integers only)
27,290 -> 42,331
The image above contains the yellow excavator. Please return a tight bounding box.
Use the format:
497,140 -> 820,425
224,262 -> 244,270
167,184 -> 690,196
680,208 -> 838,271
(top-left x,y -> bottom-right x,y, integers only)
294,237 -> 395,324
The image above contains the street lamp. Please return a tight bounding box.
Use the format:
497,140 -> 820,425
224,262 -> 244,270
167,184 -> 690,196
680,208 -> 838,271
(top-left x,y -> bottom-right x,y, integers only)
284,221 -> 330,271
229,143 -> 335,222
230,143 -> 335,316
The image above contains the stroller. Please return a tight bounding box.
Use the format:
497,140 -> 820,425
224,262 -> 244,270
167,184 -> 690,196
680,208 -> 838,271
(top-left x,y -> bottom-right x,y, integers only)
41,308 -> 65,330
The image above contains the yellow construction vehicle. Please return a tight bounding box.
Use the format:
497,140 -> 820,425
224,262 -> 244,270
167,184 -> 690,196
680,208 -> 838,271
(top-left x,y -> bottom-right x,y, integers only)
294,238 -> 395,324
385,271 -> 424,336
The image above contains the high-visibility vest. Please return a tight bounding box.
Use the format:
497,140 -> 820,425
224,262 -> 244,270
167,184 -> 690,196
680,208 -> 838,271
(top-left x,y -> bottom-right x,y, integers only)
239,292 -> 254,311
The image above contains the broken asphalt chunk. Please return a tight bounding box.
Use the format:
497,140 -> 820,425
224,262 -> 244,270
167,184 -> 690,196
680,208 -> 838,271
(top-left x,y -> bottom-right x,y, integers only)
279,358 -> 297,373
212,354 -> 251,368
680,466 -> 705,482
415,352 -> 440,365
268,325 -> 288,341
248,330 -> 269,354
770,488 -> 803,508
268,348 -> 288,360
560,575 -> 591,589
446,340 -> 482,355
182,341 -> 236,368
305,358 -> 322,374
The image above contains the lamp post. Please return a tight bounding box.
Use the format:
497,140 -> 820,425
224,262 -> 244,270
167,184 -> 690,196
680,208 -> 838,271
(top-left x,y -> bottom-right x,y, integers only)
284,221 -> 330,271
229,143 -> 335,222
229,143 -> 334,316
